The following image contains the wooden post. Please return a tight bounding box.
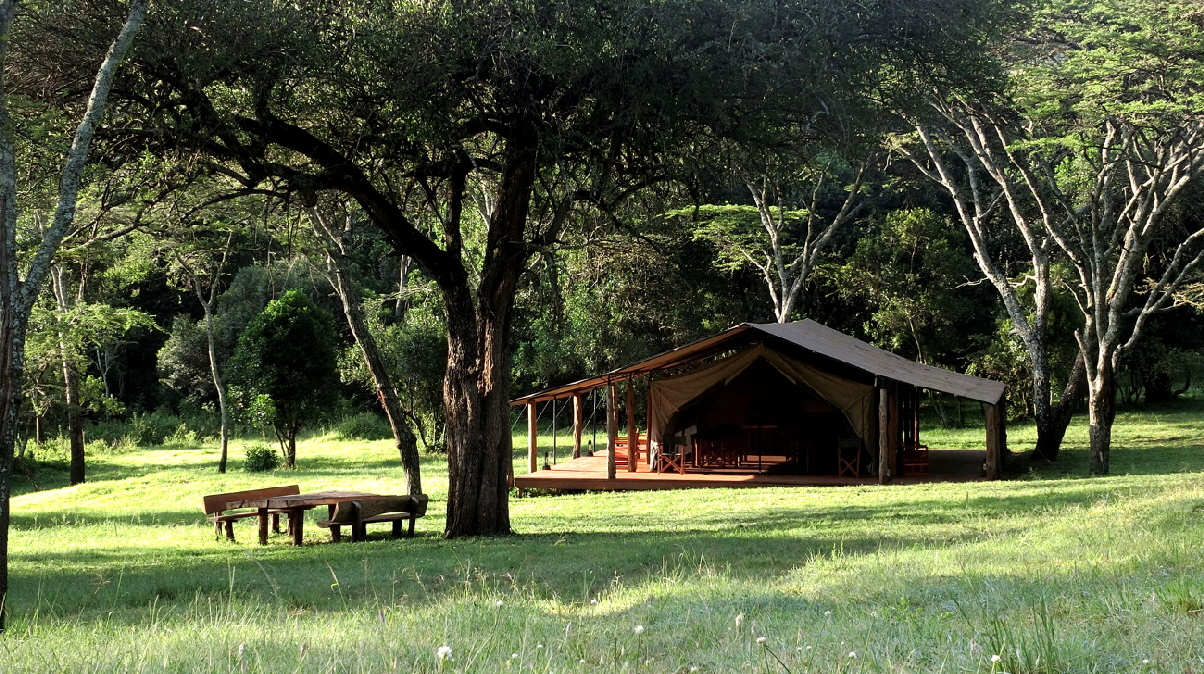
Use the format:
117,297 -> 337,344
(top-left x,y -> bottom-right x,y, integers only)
572,393 -> 584,459
626,378 -> 638,472
887,384 -> 900,478
878,385 -> 891,485
526,401 -> 538,474
606,382 -> 618,479
985,400 -> 1006,480
645,380 -> 655,468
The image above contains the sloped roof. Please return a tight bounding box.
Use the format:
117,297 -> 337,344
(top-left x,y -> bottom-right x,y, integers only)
511,319 -> 1005,404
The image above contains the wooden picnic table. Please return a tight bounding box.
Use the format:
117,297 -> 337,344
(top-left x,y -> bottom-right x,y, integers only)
230,490 -> 379,545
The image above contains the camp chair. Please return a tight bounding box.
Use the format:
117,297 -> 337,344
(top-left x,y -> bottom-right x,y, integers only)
837,438 -> 861,477
656,435 -> 688,474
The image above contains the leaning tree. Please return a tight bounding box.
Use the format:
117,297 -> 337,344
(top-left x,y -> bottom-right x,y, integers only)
0,0 -> 147,632
95,0 -> 1014,536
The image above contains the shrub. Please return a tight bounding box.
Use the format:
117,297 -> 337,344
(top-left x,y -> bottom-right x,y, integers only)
335,412 -> 393,441
243,444 -> 281,472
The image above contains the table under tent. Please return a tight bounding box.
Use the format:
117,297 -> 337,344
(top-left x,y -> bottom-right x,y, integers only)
511,320 -> 1007,491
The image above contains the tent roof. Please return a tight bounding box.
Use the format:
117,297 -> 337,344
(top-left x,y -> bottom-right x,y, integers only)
511,319 -> 1005,405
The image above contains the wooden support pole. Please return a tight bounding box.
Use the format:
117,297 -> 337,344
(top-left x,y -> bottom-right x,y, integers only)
887,384 -> 900,477
572,393 -> 584,459
626,378 -> 638,473
878,386 -> 891,485
985,400 -> 1006,480
606,382 -> 618,480
526,401 -> 538,474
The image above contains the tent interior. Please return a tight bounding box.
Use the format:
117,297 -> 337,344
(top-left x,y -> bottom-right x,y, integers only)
663,358 -> 859,474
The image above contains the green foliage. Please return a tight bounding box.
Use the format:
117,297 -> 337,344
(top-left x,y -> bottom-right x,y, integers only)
242,444 -> 280,472
334,412 -> 393,441
829,208 -> 985,366
230,289 -> 340,460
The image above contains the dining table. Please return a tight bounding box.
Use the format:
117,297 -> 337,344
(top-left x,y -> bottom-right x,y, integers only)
230,490 -> 379,545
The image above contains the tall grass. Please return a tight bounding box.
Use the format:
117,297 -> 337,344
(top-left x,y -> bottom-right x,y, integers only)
4,403 -> 1204,672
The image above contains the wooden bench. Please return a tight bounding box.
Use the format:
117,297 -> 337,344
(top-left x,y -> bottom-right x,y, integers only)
316,495 -> 428,542
202,485 -> 300,542
317,495 -> 428,542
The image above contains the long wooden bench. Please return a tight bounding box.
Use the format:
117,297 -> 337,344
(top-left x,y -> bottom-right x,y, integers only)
316,495 -> 428,542
202,485 -> 300,542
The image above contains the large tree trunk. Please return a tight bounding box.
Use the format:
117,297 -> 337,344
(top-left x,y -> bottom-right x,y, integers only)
442,141 -> 536,538
442,299 -> 513,536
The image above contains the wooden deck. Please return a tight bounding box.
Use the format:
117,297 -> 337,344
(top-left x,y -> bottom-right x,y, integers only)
512,449 -> 987,492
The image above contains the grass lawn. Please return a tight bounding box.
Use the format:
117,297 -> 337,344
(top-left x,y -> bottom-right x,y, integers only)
3,401 -> 1204,673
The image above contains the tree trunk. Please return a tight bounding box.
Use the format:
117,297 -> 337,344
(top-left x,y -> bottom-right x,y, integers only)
342,288 -> 422,494
440,139 -> 537,538
1087,359 -> 1116,476
63,362 -> 85,485
442,299 -> 512,537
1032,352 -> 1086,462
203,306 -> 229,474
310,208 -> 422,494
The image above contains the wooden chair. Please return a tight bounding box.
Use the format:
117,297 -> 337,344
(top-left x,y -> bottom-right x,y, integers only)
902,441 -> 930,476
202,485 -> 300,542
614,432 -> 647,467
837,438 -> 862,477
656,435 -> 687,474
317,495 -> 429,542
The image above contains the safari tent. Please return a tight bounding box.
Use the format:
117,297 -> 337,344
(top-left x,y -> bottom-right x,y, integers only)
511,320 -> 1007,491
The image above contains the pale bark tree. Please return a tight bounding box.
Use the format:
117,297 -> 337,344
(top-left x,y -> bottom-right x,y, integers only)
906,0 -> 1204,473
171,232 -> 236,474
746,162 -> 871,323
1048,122 -> 1204,475
0,0 -> 147,631
904,107 -> 1085,462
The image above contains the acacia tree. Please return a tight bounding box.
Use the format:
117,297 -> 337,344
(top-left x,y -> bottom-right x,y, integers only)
906,0 -> 1204,472
106,0 -> 1012,536
688,153 -> 874,323
0,0 -> 146,632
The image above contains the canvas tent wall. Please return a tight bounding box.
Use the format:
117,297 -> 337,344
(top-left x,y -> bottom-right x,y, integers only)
648,343 -> 877,456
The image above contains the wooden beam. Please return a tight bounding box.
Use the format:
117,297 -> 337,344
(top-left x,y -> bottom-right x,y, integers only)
527,401 -> 538,474
878,386 -> 890,485
572,393 -> 584,460
606,382 -> 618,480
626,378 -> 638,472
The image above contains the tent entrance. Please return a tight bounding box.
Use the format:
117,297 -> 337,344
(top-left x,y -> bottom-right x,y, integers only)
664,358 -> 860,475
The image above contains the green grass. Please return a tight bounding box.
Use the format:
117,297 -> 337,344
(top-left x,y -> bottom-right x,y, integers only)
4,407 -> 1204,673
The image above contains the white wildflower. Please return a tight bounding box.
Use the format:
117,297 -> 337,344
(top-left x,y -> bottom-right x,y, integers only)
848,651 -> 857,659
496,599 -> 504,607
991,655 -> 1002,663
756,636 -> 767,645
634,625 -> 645,634
436,646 -> 452,661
